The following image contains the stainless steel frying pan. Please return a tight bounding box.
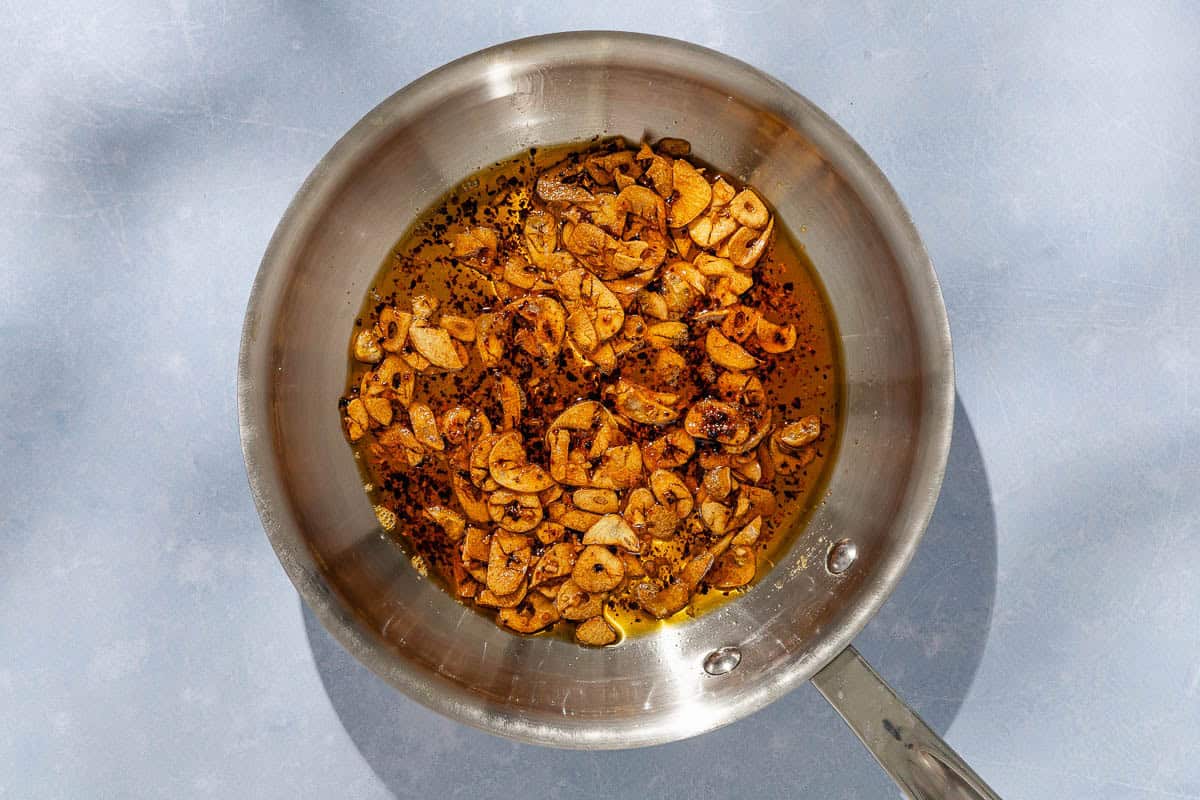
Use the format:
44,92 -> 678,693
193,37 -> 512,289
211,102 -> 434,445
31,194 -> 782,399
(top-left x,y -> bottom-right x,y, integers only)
237,32 -> 999,799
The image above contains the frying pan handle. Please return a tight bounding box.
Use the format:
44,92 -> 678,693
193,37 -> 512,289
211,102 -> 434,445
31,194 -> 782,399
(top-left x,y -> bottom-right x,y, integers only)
811,646 -> 1002,800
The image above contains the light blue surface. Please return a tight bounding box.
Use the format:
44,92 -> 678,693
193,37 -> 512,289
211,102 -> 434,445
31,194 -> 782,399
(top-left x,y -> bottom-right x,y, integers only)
2,2 -> 1198,798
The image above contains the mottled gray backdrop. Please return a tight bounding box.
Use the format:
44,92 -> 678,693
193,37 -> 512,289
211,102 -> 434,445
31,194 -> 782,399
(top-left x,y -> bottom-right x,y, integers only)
2,2 -> 1198,798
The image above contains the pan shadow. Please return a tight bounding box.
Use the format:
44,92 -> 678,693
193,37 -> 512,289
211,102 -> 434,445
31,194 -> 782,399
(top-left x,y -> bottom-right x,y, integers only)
302,396 -> 996,798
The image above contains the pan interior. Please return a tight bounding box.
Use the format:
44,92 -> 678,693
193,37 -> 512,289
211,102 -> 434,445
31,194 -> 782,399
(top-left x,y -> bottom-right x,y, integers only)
239,32 -> 952,749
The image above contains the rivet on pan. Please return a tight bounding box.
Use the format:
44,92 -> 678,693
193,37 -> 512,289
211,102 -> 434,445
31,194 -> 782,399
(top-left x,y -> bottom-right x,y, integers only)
826,539 -> 858,574
703,647 -> 742,676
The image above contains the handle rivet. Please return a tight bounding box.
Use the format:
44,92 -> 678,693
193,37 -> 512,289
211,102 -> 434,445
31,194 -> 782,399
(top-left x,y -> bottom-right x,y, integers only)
703,647 -> 741,676
827,539 -> 858,574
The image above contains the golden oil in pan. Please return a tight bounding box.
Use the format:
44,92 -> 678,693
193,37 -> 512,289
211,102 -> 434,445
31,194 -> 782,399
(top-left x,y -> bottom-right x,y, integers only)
343,139 -> 842,642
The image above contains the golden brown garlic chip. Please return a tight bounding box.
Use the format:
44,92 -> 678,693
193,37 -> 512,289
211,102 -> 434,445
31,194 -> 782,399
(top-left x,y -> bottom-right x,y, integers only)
715,371 -> 766,408
668,158 -> 712,227
524,210 -> 559,268
376,308 -> 412,353
497,376 -> 523,431
556,578 -> 606,620
475,311 -> 507,366
575,615 -> 618,646
705,328 -> 759,371
726,409 -> 774,456
362,397 -> 392,427
534,521 -> 566,545
461,525 -> 491,562
700,500 -> 732,535
725,218 -> 774,269
354,329 -> 383,363
768,433 -> 815,476
440,315 -> 476,342
719,304 -> 761,343
652,348 -> 687,386
644,153 -> 673,197
685,398 -> 750,447
617,185 -> 667,234
453,474 -> 491,523
730,189 -> 769,229
408,402 -> 443,450
644,321 -> 689,349
451,226 -> 498,262
488,432 -> 556,493
530,542 -> 578,587
555,267 -> 624,344
649,469 -> 694,520
439,406 -> 472,446
573,545 -> 625,592
423,506 -> 466,541
755,315 -> 798,354
499,593 -> 560,634
609,378 -> 679,426
587,443 -> 640,490
688,203 -> 738,249
779,416 -> 822,449
345,398 -> 369,442
378,423 -> 426,467
487,490 -> 544,533
408,325 -> 466,370
582,514 -> 642,553
573,489 -> 620,514
537,161 -> 594,204
553,505 -> 603,532
476,583 -> 528,609
487,532 -> 532,595
642,429 -> 695,471
468,432 -> 502,487
708,544 -> 756,589
509,296 -> 566,360
372,355 -> 415,405
703,466 -> 734,501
